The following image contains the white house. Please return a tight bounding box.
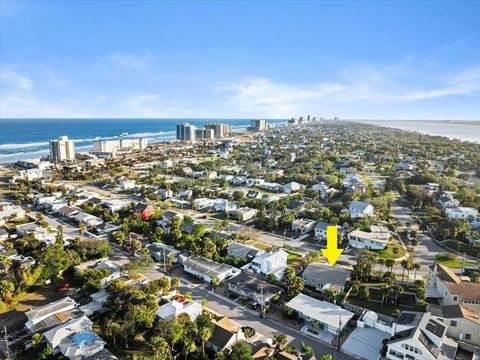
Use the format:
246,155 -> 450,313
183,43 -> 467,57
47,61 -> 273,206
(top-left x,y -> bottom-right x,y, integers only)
291,218 -> 316,234
156,188 -> 174,200
25,297 -> 78,332
214,199 -> 237,213
347,225 -> 390,250
193,197 -> 216,211
103,199 -> 129,212
182,256 -> 240,283
285,294 -> 354,335
345,200 -> 375,218
236,207 -> 257,222
427,264 -> 480,316
44,316 -> 107,360
437,304 -> 480,346
157,210 -> 184,230
386,312 -> 458,360
250,249 -> 287,279
117,178 -> 136,190
156,300 -> 202,321
282,182 -> 303,194
445,207 -> 478,220
314,222 -> 341,241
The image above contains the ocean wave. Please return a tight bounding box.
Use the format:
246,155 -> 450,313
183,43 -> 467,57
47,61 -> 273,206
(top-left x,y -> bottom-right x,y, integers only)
0,130 -> 176,152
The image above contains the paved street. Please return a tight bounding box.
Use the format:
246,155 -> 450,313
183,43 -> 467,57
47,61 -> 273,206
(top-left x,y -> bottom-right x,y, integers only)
178,281 -> 355,360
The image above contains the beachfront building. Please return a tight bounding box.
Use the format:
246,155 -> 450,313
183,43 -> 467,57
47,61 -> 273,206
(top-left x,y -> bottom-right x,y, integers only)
248,119 -> 267,132
205,122 -> 232,138
176,123 -> 197,143
49,136 -> 75,163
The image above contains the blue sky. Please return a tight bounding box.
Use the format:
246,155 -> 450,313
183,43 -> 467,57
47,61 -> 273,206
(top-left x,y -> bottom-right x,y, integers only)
1,1 -> 479,119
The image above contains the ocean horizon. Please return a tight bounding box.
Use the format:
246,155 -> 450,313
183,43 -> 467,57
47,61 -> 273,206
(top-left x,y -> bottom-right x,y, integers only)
0,118 -> 479,164
0,118 -> 287,163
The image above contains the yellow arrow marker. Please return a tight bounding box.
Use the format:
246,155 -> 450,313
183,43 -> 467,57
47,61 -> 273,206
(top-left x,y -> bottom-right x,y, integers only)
321,226 -> 343,266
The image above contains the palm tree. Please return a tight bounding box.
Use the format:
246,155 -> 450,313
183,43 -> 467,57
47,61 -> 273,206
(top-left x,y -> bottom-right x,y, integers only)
273,332 -> 288,350
400,260 -> 410,283
0,254 -> 13,275
385,258 -> 395,272
196,315 -> 214,354
412,262 -> 421,281
150,336 -> 171,360
105,321 -> 121,348
79,223 -> 87,237
378,258 -> 385,272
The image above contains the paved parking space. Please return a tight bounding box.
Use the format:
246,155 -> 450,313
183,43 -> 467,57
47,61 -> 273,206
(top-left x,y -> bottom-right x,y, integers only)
341,327 -> 389,360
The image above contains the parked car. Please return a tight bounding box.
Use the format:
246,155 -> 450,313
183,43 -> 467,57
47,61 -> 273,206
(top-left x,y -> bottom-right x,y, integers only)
55,282 -> 70,292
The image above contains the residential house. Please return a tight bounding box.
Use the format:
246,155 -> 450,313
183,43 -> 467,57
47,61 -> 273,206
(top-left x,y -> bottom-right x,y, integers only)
438,193 -> 459,209
102,199 -> 129,212
182,256 -> 240,283
226,242 -> 264,261
214,199 -> 237,213
74,259 -> 122,287
25,297 -> 79,332
207,317 -> 245,353
285,293 -> 354,335
156,188 -> 174,200
74,212 -> 104,228
44,316 -> 108,360
193,197 -> 216,211
157,210 -> 184,230
445,207 -> 478,220
386,312 -> 458,360
147,243 -> 181,264
259,182 -> 282,192
291,218 -> 316,234
427,264 -> 480,316
0,202 -> 25,225
57,206 -> 79,218
437,304 -> 480,346
117,178 -> 136,190
302,263 -> 350,292
347,225 -> 390,250
314,222 -> 341,241
178,189 -> 193,200
236,207 -> 257,222
282,182 -> 303,194
345,200 -> 375,218
225,272 -> 282,306
156,300 -> 202,321
130,203 -> 155,221
250,249 -> 287,279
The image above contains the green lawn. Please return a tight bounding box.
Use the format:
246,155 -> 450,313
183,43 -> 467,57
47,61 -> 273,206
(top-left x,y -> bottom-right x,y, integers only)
286,251 -> 303,266
375,240 -> 406,259
435,253 -> 477,269
245,240 -> 273,251
347,296 -> 413,317
442,241 -> 480,258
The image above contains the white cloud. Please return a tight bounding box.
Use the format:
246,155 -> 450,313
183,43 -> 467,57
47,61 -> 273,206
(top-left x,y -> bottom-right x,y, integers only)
217,65 -> 480,117
0,65 -> 35,90
110,51 -> 152,69
122,93 -> 186,117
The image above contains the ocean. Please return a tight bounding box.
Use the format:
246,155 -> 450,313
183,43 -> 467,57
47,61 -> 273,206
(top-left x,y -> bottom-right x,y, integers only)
0,118 -> 286,163
0,118 -> 478,163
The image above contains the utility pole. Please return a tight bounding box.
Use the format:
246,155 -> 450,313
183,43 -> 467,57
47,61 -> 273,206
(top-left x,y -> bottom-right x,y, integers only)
260,284 -> 264,318
337,314 -> 342,351
163,247 -> 166,272
4,326 -> 10,360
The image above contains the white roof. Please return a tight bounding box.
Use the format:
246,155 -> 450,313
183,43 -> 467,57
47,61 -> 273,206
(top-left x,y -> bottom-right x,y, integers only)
285,293 -> 354,328
156,300 -> 202,320
44,315 -> 93,349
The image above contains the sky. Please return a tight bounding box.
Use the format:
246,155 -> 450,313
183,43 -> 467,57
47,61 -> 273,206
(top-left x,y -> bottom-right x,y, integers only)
0,0 -> 479,119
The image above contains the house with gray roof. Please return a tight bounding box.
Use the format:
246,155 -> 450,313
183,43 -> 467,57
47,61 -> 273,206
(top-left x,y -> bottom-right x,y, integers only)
302,262 -> 350,292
